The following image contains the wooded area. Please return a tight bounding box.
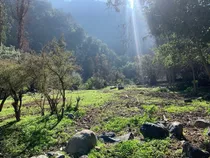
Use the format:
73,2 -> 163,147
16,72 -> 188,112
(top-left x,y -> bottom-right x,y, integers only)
0,0 -> 210,157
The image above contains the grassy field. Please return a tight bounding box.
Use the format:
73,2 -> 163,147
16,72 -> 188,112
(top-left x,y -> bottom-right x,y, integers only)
0,86 -> 210,157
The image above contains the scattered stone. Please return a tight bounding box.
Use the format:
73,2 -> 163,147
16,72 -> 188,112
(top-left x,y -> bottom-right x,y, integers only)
118,84 -> 124,90
95,146 -> 101,151
47,151 -> 65,158
194,119 -> 210,128
67,113 -> 74,119
98,135 -> 120,143
116,133 -> 134,141
168,121 -> 186,140
184,99 -> 193,103
140,122 -> 169,139
182,141 -> 210,158
79,155 -> 88,158
30,155 -> 48,158
110,86 -> 117,90
66,130 -> 97,156
100,132 -> 116,138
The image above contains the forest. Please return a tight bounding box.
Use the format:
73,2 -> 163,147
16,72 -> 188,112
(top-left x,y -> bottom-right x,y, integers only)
0,0 -> 210,158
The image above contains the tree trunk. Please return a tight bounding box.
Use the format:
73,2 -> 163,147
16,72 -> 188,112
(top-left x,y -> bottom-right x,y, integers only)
12,98 -> 20,122
0,94 -> 8,112
11,92 -> 23,122
17,20 -> 24,50
190,64 -> 197,94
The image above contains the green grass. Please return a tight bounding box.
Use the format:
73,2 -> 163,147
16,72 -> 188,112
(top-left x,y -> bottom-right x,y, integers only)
0,115 -> 74,158
89,139 -> 172,158
0,89 -> 114,157
164,100 -> 209,114
1,87 -> 208,158
65,90 -> 113,107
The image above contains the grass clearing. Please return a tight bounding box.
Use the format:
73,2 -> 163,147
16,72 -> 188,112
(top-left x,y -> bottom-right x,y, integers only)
1,87 -> 209,157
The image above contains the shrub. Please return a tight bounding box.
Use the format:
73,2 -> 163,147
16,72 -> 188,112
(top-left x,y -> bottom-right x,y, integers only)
85,77 -> 106,89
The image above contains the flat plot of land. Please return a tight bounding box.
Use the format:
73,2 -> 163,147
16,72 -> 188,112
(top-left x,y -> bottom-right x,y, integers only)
0,87 -> 210,157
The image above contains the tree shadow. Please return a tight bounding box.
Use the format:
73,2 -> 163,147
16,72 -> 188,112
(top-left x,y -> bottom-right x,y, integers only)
0,114 -> 63,157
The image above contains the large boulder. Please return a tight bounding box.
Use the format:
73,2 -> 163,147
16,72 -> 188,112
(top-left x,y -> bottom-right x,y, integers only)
66,130 -> 97,156
182,141 -> 210,158
194,119 -> 210,128
140,122 -> 169,139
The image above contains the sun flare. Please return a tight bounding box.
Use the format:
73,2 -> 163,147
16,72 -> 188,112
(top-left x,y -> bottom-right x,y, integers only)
129,0 -> 134,9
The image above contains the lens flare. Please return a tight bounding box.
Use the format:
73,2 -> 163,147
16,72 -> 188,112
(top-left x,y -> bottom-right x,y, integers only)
129,0 -> 134,9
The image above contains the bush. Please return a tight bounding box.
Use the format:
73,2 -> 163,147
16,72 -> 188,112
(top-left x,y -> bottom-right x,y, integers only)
85,77 -> 106,89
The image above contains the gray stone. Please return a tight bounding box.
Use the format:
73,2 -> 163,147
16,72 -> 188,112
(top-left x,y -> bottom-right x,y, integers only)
30,155 -> 48,158
184,99 -> 193,103
66,130 -> 97,156
118,84 -> 124,90
79,155 -> 88,158
182,141 -> 210,158
47,151 -> 65,158
194,119 -> 210,128
168,121 -> 185,140
140,122 -> 169,139
110,86 -> 117,90
67,113 -> 74,119
98,135 -> 120,143
116,133 -> 134,141
100,132 -> 116,138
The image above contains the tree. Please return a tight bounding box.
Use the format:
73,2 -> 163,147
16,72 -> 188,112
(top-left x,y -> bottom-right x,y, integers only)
11,0 -> 31,50
155,37 -> 200,92
0,0 -> 6,44
145,0 -> 210,80
26,37 -> 78,120
0,46 -> 30,121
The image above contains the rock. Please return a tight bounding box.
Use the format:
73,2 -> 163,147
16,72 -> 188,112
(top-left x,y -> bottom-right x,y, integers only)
67,113 -> 74,119
168,121 -> 185,140
100,132 -> 116,138
47,151 -> 65,158
98,132 -> 119,143
118,84 -> 124,90
98,135 -> 120,143
79,155 -> 88,158
116,133 -> 134,141
184,99 -> 193,103
95,146 -> 101,151
140,122 -> 169,139
194,119 -> 210,128
66,130 -> 97,156
30,155 -> 48,158
110,86 -> 117,90
182,141 -> 210,158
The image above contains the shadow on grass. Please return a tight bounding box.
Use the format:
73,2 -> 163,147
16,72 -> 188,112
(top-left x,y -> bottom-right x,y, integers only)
0,114 -> 63,157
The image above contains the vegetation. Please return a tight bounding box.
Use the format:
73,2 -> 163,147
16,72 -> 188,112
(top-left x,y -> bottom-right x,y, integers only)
0,0 -> 210,157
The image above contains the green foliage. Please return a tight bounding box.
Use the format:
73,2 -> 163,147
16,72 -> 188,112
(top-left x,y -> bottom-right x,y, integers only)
0,115 -> 74,157
85,77 -> 106,90
89,139 -> 171,158
0,45 -> 20,59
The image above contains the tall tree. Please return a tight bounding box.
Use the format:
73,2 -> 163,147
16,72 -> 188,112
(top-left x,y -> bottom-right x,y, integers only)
12,0 -> 31,50
0,0 -> 6,44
